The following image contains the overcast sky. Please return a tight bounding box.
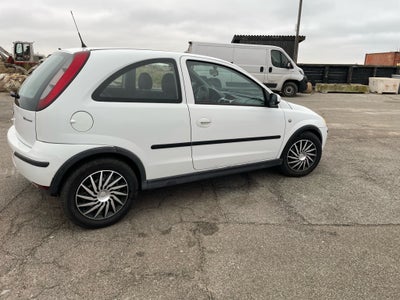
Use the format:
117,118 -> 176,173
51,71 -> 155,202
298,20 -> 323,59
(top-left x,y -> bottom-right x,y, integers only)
1,0 -> 399,64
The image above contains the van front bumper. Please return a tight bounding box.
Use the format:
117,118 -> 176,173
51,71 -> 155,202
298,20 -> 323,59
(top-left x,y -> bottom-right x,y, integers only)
299,76 -> 308,93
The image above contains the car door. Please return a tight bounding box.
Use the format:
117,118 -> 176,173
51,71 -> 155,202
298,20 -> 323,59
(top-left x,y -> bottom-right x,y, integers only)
268,49 -> 296,88
181,56 -> 285,170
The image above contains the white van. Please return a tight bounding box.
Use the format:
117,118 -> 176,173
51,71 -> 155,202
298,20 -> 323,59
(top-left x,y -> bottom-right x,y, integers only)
187,41 -> 307,97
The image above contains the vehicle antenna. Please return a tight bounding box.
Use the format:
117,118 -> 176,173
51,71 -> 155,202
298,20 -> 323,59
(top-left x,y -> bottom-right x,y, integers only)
70,11 -> 87,48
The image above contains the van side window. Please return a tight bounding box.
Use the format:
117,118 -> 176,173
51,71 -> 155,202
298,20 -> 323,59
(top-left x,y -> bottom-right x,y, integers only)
93,59 -> 181,103
187,60 -> 265,107
271,50 -> 291,69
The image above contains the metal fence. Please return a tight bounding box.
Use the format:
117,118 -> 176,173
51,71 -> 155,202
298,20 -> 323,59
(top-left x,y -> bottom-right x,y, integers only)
298,64 -> 400,86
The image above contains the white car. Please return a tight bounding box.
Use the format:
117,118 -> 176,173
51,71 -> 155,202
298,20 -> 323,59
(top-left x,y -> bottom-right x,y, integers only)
7,48 -> 328,228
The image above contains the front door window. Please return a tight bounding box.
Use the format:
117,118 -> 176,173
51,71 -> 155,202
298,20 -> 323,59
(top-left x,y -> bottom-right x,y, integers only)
187,60 -> 266,107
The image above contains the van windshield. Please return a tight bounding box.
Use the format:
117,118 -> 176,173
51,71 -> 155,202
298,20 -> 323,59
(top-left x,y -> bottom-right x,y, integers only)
16,52 -> 72,111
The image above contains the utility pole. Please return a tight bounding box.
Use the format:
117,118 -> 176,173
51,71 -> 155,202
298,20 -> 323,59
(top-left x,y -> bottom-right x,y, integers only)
293,0 -> 303,63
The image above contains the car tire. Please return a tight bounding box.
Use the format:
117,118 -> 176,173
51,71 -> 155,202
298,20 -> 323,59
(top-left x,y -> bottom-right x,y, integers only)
280,132 -> 322,177
61,158 -> 138,228
282,82 -> 298,97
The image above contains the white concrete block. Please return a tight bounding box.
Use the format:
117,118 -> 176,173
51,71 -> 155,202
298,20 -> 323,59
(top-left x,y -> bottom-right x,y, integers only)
369,77 -> 400,94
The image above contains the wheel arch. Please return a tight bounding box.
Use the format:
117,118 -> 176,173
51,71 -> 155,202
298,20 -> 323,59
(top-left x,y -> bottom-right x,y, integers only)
281,80 -> 299,97
282,78 -> 304,89
280,125 -> 323,157
283,79 -> 299,87
49,147 -> 146,196
296,125 -> 323,143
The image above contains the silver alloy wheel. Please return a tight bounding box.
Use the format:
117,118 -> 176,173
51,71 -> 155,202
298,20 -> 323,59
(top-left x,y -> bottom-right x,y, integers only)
287,139 -> 317,172
75,170 -> 129,220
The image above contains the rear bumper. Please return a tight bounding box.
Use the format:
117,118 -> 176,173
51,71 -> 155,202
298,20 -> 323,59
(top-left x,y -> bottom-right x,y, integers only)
7,126 -> 98,187
14,152 -> 49,168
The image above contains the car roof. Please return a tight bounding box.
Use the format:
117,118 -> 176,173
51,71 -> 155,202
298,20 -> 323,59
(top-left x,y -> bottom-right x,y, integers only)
58,47 -> 231,64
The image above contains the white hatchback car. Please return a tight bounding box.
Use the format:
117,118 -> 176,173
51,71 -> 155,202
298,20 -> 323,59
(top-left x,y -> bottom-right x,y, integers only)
8,48 -> 328,228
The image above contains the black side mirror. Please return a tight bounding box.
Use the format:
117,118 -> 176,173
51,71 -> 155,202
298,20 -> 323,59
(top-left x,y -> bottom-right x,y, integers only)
267,93 -> 280,108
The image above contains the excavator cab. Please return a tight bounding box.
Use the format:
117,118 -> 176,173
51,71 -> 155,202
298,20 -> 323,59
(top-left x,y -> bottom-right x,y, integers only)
1,41 -> 44,71
13,41 -> 34,63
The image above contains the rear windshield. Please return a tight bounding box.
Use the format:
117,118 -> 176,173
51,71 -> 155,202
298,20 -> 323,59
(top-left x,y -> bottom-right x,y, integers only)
16,52 -> 72,111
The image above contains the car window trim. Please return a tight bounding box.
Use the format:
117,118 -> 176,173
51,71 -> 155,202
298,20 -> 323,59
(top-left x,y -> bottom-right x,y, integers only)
186,59 -> 269,107
92,58 -> 182,103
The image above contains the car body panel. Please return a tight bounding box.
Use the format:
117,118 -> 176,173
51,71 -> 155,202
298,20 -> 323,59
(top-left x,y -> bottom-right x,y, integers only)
13,105 -> 36,147
7,48 -> 327,191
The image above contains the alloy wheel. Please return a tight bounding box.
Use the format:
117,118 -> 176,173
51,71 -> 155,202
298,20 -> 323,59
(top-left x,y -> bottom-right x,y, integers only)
75,170 -> 129,220
286,139 -> 317,172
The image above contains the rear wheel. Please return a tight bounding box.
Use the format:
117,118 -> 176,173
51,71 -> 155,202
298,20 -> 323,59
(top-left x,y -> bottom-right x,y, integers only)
280,132 -> 322,177
282,82 -> 298,97
61,158 -> 138,228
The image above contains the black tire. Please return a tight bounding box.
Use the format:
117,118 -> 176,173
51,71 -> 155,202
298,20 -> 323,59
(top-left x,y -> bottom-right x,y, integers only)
282,82 -> 298,97
280,132 -> 322,177
61,158 -> 138,228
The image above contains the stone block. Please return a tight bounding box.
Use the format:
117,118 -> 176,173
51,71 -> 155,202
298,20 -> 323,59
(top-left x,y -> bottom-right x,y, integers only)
369,77 -> 400,94
315,83 -> 369,94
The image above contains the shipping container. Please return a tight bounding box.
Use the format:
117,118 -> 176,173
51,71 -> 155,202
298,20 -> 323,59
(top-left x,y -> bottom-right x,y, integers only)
364,52 -> 400,66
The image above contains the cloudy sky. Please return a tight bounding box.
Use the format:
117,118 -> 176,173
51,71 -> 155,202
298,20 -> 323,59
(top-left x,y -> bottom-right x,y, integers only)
1,0 -> 399,64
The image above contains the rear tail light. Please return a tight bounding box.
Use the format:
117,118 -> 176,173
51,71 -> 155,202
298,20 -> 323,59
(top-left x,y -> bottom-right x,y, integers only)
37,51 -> 90,111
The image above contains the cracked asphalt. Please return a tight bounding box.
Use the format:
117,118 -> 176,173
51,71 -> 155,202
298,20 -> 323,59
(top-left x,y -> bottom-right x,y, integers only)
1,91 -> 400,299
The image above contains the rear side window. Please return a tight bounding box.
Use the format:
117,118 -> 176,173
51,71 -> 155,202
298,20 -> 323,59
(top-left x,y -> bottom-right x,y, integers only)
92,59 -> 181,103
17,53 -> 72,111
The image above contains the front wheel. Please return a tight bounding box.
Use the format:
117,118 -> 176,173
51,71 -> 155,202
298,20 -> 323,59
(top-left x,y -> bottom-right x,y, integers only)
282,82 -> 298,97
61,158 -> 138,228
280,132 -> 322,177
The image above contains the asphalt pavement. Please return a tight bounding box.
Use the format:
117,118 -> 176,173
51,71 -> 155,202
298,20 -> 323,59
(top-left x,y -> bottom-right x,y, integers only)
0,91 -> 400,299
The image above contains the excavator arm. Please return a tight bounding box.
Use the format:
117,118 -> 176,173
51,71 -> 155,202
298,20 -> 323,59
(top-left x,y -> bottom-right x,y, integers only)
0,46 -> 13,61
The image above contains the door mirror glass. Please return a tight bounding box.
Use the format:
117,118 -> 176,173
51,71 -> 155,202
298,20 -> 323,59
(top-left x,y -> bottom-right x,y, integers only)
267,93 -> 280,108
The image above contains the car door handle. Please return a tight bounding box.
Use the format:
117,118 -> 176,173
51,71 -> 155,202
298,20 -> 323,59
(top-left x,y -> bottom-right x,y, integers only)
197,118 -> 212,127
269,67 -> 273,73
260,66 -> 264,72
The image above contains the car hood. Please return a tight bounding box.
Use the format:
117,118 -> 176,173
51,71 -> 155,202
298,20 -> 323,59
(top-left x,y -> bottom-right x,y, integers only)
279,100 -> 326,126
281,100 -> 314,113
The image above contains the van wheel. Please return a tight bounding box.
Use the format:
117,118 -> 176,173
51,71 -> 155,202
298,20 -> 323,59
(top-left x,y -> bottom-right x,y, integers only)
280,132 -> 322,177
282,82 -> 298,97
61,158 -> 138,228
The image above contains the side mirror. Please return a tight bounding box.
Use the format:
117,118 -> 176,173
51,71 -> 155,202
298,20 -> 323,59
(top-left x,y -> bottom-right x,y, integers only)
287,62 -> 293,69
267,93 -> 280,108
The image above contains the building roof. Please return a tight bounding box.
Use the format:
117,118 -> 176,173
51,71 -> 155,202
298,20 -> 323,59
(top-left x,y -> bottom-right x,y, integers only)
232,35 -> 306,43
